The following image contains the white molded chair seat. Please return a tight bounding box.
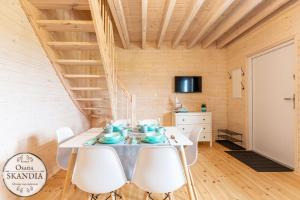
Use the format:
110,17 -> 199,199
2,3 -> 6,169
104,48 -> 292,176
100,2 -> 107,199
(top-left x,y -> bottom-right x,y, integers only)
56,127 -> 74,170
185,128 -> 201,166
184,128 -> 201,200
72,146 -> 127,195
132,146 -> 186,194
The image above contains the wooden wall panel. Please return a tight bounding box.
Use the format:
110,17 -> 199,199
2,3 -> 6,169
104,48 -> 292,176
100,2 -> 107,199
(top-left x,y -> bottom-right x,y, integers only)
116,44 -> 227,139
225,1 -> 300,173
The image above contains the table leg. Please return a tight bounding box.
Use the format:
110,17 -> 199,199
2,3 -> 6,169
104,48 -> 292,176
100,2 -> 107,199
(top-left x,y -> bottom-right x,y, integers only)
188,168 -> 199,200
179,146 -> 195,200
61,150 -> 77,200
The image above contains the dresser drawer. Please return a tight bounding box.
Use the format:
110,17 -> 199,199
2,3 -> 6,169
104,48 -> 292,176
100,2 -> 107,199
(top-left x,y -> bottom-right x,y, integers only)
199,124 -> 212,133
176,115 -> 211,124
199,132 -> 211,141
177,125 -> 196,133
177,124 -> 211,134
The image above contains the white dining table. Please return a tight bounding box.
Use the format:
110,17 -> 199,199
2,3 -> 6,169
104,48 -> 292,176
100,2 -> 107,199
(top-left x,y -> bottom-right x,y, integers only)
59,126 -> 196,200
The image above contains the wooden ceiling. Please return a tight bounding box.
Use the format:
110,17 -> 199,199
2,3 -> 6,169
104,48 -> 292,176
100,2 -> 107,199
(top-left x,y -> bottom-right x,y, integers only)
107,0 -> 292,49
27,0 -> 292,49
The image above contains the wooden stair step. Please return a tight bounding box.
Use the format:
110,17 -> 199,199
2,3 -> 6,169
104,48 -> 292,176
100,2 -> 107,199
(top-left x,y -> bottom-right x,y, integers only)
63,74 -> 105,78
31,0 -> 90,10
70,87 -> 106,91
75,98 -> 106,101
48,42 -> 98,50
36,20 -> 94,32
90,114 -> 102,118
56,59 -> 102,66
82,107 -> 107,110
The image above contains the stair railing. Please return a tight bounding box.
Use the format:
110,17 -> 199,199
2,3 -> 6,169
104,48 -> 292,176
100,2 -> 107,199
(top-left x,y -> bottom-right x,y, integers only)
116,80 -> 136,126
89,0 -> 135,122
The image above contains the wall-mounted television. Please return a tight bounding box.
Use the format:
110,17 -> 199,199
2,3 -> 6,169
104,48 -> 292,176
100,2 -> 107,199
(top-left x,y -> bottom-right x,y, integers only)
175,76 -> 202,93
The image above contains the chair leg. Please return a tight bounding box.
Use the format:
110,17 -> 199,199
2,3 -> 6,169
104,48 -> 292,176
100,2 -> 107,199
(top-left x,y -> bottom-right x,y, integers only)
143,192 -> 149,200
169,193 -> 175,200
111,192 -> 116,200
163,192 -> 175,200
119,190 -> 126,200
188,168 -> 199,200
89,194 -> 99,200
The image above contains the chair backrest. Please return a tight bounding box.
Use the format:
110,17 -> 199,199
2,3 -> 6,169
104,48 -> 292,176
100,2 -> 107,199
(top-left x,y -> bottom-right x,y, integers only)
185,128 -> 201,166
72,146 -> 127,194
56,127 -> 74,144
137,119 -> 159,126
56,127 -> 74,170
113,119 -> 129,126
132,146 -> 186,193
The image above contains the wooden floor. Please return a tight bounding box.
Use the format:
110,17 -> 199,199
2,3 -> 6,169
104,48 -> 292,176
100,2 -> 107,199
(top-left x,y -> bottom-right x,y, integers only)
26,143 -> 300,200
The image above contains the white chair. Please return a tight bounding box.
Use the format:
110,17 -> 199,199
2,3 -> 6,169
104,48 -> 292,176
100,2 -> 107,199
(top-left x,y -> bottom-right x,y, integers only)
184,128 -> 201,199
113,119 -> 130,126
137,119 -> 159,126
185,128 -> 201,166
56,127 -> 74,170
132,146 -> 186,200
72,146 -> 127,199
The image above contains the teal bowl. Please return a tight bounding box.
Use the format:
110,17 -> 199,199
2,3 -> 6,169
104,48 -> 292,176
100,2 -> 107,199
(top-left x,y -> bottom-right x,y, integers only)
113,125 -> 123,132
147,125 -> 157,131
99,133 -> 123,144
143,133 -> 164,144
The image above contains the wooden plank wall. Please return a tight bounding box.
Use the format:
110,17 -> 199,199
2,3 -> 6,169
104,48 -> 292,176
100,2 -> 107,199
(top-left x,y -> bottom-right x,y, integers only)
226,1 -> 300,173
0,1 -> 90,199
116,43 -> 227,139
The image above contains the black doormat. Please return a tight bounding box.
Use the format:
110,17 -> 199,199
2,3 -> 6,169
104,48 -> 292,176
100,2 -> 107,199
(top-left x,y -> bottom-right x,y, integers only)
216,140 -> 245,150
225,151 -> 293,172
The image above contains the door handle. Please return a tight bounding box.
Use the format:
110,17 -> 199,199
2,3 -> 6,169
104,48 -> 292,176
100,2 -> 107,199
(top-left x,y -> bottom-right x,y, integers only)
284,94 -> 295,109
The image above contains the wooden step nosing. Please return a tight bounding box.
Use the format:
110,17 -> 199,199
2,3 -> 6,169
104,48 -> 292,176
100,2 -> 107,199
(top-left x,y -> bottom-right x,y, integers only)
70,87 -> 106,91
63,74 -> 105,78
56,59 -> 102,66
36,20 -> 94,32
75,98 -> 106,101
47,42 -> 98,50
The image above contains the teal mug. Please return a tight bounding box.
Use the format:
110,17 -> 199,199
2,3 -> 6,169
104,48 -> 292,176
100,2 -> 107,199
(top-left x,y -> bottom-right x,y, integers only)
104,125 -> 113,133
148,124 -> 156,131
140,125 -> 148,133
120,128 -> 128,137
113,125 -> 123,132
156,127 -> 165,134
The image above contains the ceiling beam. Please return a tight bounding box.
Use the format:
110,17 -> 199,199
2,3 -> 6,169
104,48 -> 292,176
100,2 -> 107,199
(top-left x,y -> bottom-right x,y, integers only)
217,0 -> 291,48
107,0 -> 130,48
172,0 -> 205,48
157,0 -> 177,48
187,0 -> 236,48
202,0 -> 264,48
142,0 -> 148,48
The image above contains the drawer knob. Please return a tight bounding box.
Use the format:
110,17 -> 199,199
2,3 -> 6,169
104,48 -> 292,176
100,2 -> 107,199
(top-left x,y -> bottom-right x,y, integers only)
182,128 -> 185,130
203,128 -> 206,130
182,119 -> 185,121
203,136 -> 206,138
203,119 -> 205,121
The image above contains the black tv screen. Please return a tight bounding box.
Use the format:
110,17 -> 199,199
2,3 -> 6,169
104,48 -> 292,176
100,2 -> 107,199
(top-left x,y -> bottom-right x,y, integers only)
175,76 -> 202,93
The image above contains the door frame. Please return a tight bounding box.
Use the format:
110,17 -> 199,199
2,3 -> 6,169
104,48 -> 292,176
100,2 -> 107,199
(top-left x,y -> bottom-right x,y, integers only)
247,39 -> 297,168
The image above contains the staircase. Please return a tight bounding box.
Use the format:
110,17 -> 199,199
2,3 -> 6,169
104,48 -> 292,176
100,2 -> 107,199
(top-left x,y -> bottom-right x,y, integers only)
20,0 -> 135,126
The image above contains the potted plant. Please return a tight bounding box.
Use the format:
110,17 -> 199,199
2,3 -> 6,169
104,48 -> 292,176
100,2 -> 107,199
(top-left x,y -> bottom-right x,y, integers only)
201,103 -> 207,112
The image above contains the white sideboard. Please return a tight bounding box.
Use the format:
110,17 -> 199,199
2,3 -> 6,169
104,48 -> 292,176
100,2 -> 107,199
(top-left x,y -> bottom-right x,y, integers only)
173,112 -> 212,147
